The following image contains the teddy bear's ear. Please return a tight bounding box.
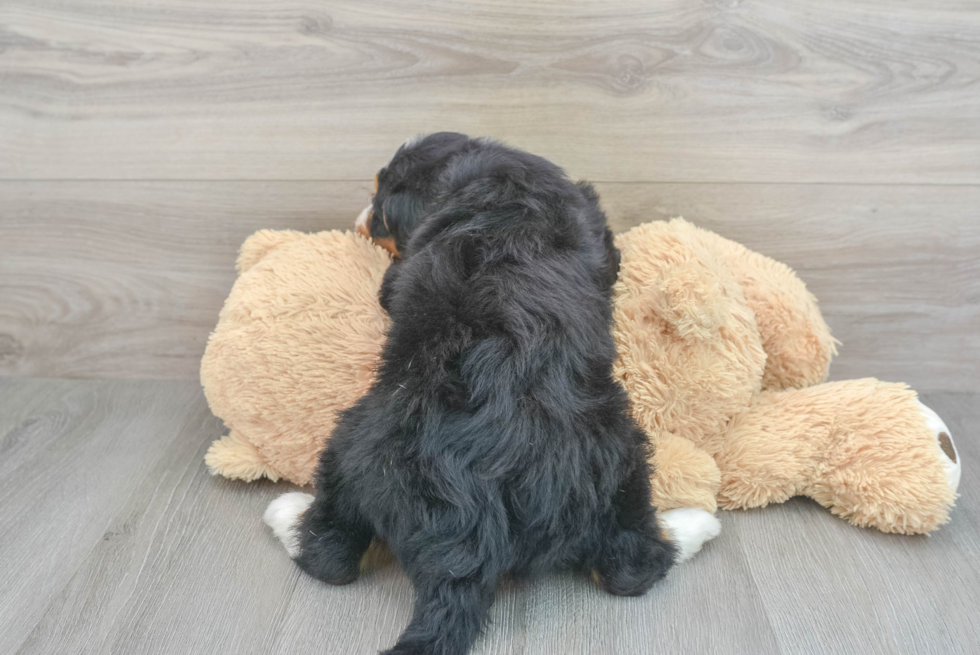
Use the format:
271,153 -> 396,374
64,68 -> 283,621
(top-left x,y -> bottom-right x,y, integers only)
236,230 -> 307,274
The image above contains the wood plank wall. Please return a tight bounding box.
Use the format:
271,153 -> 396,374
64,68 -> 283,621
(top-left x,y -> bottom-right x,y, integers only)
1,0 -> 978,390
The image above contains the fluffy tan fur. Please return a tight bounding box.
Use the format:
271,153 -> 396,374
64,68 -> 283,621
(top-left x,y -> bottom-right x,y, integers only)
202,230 -> 390,482
711,380 -> 955,534
201,219 -> 956,534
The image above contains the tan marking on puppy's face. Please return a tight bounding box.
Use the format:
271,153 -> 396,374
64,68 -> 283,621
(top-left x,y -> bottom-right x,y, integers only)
354,201 -> 400,256
373,237 -> 400,257
358,174 -> 401,256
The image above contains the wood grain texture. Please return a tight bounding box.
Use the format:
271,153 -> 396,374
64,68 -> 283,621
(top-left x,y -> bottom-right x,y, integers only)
1,0 -> 979,182
266,519 -> 781,655
18,421 -> 301,655
511,523 -> 781,655
726,392 -> 980,655
3,1 -> 977,651
2,381 -> 977,654
2,180 -> 977,390
0,180 -> 371,380
0,378 -> 206,654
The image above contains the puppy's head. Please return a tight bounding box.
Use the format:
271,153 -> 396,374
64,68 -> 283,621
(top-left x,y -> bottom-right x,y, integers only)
355,132 -> 471,257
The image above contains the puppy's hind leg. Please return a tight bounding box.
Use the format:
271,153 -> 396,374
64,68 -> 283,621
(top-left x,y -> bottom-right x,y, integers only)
264,491 -> 315,559
264,449 -> 373,585
658,507 -> 721,563
594,457 -> 677,597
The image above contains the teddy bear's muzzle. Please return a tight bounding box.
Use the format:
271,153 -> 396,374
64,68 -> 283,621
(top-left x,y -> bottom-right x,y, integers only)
918,401 -> 961,494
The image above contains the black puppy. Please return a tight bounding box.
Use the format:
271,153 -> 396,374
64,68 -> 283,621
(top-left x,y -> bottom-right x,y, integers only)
266,133 -> 719,655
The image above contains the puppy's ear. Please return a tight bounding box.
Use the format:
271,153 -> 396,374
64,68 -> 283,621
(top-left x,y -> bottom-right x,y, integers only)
382,192 -> 426,247
577,182 -> 620,290
601,227 -> 621,290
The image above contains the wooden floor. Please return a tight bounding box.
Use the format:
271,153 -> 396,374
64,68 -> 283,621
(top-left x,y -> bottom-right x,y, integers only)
2,1 -> 979,654
0,379 -> 976,655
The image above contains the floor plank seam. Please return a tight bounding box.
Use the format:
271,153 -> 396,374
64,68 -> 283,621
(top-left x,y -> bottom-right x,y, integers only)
3,179 -> 980,187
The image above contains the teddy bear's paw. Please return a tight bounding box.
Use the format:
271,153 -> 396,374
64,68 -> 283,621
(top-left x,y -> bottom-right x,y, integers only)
263,492 -> 314,558
658,507 -> 721,563
917,401 -> 961,493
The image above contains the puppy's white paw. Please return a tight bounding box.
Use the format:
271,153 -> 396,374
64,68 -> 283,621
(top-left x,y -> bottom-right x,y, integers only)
263,492 -> 314,558
659,507 -> 721,563
917,400 -> 961,494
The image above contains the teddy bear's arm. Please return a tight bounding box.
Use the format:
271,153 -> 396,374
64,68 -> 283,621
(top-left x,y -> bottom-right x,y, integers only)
694,228 -> 837,391
203,230 -> 393,487
649,430 -> 721,514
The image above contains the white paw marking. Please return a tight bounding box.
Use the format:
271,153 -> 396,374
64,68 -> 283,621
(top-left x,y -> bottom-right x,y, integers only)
917,400 -> 960,494
659,507 -> 721,563
263,492 -> 314,558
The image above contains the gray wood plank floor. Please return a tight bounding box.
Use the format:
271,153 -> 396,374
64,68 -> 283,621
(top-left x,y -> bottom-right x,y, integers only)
2,0 -> 978,653
1,379 -> 977,654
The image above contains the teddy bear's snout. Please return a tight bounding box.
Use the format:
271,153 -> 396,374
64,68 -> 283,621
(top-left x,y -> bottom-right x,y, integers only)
918,401 -> 960,494
938,432 -> 956,464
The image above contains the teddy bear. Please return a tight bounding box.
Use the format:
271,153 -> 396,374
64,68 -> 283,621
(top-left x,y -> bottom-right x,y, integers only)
201,218 -> 960,535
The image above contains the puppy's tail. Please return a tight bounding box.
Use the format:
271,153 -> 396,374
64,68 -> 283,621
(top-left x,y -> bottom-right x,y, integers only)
659,507 -> 721,563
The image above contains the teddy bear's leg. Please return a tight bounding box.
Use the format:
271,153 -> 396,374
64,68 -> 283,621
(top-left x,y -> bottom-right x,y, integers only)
712,380 -> 959,534
649,430 -> 722,514
264,449 -> 373,584
685,220 -> 837,390
709,391 -> 813,510
814,390 -> 960,534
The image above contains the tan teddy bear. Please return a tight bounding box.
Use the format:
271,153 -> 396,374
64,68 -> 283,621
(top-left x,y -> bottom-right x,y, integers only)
202,218 -> 960,535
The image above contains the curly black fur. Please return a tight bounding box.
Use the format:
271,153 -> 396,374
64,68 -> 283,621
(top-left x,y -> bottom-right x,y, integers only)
297,133 -> 676,655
